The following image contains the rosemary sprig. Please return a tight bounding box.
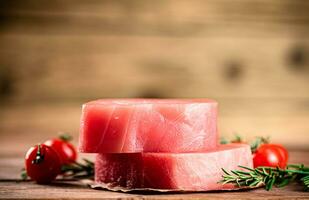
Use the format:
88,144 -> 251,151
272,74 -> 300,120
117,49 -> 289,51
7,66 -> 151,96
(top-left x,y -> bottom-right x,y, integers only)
220,134 -> 269,153
61,158 -> 94,179
301,175 -> 309,191
220,164 -> 309,191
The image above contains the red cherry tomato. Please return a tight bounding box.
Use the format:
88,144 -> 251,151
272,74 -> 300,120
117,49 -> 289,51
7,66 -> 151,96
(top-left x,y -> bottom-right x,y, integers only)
253,144 -> 288,168
25,144 -> 61,184
271,144 -> 289,163
44,138 -> 77,165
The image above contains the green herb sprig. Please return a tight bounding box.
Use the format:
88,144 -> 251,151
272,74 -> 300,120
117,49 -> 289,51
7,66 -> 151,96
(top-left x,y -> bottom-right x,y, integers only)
220,164 -> 309,191
61,158 -> 94,179
220,134 -> 269,153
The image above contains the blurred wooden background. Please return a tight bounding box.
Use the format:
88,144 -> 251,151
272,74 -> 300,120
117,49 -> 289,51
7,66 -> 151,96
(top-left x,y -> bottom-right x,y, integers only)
0,0 -> 309,154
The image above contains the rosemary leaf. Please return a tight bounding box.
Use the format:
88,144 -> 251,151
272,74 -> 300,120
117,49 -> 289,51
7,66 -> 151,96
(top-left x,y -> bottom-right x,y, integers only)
220,164 -> 309,191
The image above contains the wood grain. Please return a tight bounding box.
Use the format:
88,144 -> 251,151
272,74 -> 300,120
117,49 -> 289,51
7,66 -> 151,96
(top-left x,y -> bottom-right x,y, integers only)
1,35 -> 309,101
0,151 -> 308,199
0,0 -> 309,154
1,181 -> 309,200
0,1 -> 309,199
1,0 -> 309,36
1,0 -> 309,103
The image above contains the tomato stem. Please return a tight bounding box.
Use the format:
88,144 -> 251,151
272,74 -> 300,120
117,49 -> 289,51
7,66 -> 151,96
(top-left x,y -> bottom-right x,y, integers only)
21,168 -> 28,180
59,133 -> 73,142
250,136 -> 270,153
32,144 -> 44,164
231,133 -> 243,143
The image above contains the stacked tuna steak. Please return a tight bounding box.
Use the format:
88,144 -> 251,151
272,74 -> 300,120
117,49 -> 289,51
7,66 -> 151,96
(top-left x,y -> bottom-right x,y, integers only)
79,99 -> 253,191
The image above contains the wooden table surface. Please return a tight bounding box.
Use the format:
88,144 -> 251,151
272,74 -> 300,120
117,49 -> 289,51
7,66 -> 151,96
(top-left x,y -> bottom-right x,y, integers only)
0,103 -> 308,199
1,150 -> 309,200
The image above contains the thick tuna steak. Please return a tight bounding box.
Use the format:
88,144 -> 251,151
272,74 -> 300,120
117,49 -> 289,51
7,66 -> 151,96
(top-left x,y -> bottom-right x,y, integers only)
95,144 -> 253,191
79,99 -> 218,153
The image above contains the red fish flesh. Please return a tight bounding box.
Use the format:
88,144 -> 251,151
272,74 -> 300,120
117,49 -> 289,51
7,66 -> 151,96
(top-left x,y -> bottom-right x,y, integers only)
94,144 -> 253,191
79,99 -> 218,153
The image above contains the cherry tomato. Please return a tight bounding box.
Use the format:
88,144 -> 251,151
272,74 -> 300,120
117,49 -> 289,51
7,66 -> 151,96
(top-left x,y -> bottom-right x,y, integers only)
253,144 -> 288,168
44,138 -> 77,165
271,144 -> 289,163
25,144 -> 61,184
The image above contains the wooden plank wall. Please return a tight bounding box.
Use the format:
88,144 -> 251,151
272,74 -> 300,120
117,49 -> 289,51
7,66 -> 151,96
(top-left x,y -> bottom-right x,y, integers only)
0,0 -> 309,151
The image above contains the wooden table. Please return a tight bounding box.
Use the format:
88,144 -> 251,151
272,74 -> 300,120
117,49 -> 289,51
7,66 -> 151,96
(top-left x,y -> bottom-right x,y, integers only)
0,103 -> 308,199
1,151 -> 309,199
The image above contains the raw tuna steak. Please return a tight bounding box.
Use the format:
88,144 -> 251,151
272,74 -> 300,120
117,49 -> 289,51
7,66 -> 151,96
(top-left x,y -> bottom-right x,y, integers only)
79,99 -> 218,153
95,144 -> 253,191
